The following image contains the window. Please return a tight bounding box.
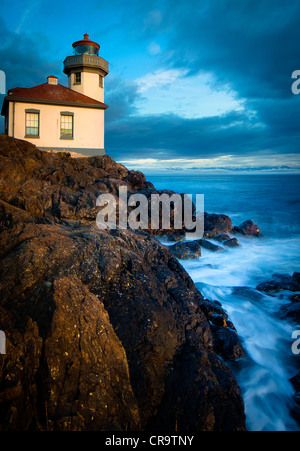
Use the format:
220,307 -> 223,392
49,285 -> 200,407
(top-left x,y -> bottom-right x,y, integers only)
99,75 -> 103,88
25,111 -> 39,137
74,72 -> 81,84
60,113 -> 74,139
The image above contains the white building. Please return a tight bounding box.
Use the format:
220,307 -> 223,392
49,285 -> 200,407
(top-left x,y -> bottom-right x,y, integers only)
1,34 -> 109,156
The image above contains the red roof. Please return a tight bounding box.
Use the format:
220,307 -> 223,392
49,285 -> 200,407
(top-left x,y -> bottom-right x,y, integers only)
72,34 -> 100,50
4,83 -> 108,108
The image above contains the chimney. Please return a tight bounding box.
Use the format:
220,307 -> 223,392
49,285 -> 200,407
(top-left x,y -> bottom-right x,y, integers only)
47,75 -> 58,85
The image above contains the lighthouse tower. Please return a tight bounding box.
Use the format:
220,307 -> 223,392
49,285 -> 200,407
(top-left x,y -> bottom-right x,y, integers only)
63,34 -> 109,103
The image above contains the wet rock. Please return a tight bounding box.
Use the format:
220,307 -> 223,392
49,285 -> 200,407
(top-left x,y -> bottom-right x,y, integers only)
169,238 -> 225,255
213,328 -> 246,362
223,238 -> 240,248
204,213 -> 233,238
214,234 -> 231,243
256,273 -> 300,325
196,239 -> 224,252
277,302 -> 300,325
290,294 -> 300,303
154,229 -> 186,243
292,273 -> 300,291
290,372 -> 300,427
232,287 -> 265,302
233,220 -> 262,237
169,240 -> 201,260
256,273 -> 300,293
199,299 -> 245,362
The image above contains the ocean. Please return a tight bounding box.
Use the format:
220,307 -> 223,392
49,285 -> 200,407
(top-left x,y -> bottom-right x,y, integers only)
148,173 -> 300,432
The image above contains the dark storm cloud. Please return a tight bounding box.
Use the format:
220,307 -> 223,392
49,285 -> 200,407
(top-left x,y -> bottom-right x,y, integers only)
139,0 -> 300,99
105,76 -> 144,122
105,107 -> 292,161
105,0 -> 300,162
0,17 -> 66,132
0,18 -> 61,90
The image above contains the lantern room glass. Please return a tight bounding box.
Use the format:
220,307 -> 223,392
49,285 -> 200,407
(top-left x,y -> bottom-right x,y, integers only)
73,45 -> 99,56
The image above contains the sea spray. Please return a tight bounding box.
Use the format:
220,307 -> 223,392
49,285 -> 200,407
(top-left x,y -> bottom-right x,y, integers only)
172,237 -> 300,431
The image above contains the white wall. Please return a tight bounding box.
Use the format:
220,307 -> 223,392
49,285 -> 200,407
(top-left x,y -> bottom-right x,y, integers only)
68,71 -> 105,103
9,101 -> 105,153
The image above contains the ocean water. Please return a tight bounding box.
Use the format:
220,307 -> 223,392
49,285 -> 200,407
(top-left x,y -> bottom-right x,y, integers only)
148,174 -> 300,431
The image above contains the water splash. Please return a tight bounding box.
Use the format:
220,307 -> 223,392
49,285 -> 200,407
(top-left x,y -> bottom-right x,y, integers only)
179,238 -> 300,431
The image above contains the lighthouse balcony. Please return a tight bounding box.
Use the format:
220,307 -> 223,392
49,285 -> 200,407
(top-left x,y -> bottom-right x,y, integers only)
63,54 -> 109,76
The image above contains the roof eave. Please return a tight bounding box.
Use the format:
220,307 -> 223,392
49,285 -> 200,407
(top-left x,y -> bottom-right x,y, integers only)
3,96 -> 109,110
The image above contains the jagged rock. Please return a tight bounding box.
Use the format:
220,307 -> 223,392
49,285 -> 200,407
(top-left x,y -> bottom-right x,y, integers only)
256,273 -> 300,326
198,299 -> 245,362
233,220 -> 262,237
214,234 -> 231,243
256,273 -> 300,293
197,239 -> 224,252
169,240 -> 202,260
124,170 -> 154,191
0,136 -> 246,431
290,372 -> 300,427
169,239 -> 224,258
293,273 -> 300,291
223,238 -> 240,248
204,213 -> 233,238
277,302 -> 300,325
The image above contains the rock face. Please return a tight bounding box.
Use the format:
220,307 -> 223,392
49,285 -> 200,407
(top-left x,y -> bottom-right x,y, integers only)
204,213 -> 233,238
0,136 -> 246,431
168,239 -> 224,260
169,240 -> 202,260
198,299 -> 245,362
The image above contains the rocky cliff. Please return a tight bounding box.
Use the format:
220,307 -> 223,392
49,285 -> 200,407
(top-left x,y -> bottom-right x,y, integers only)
0,135 -> 246,431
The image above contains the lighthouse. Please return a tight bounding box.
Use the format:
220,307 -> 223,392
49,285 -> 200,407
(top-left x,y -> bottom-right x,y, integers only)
1,34 -> 109,156
63,34 -> 109,103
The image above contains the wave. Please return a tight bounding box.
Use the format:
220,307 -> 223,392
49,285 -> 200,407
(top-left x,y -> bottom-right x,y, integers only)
170,236 -> 300,431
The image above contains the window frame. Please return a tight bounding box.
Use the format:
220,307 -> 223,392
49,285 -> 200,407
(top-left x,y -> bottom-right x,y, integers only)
60,112 -> 74,140
25,109 -> 40,138
74,72 -> 81,85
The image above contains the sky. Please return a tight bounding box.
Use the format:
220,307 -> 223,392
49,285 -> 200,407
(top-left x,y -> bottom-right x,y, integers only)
0,0 -> 299,174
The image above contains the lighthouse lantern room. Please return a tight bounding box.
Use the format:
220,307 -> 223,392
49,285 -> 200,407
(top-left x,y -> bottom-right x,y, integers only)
63,34 -> 109,103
